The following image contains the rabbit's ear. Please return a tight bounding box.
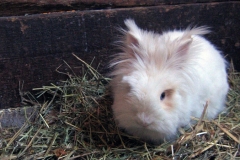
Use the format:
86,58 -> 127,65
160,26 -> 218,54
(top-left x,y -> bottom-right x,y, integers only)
126,33 -> 139,47
175,37 -> 193,56
162,33 -> 194,70
176,26 -> 210,56
124,19 -> 142,47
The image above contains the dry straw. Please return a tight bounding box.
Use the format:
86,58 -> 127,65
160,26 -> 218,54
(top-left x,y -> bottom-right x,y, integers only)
0,54 -> 239,159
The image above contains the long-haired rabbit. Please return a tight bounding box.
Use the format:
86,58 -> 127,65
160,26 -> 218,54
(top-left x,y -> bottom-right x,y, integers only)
110,19 -> 229,143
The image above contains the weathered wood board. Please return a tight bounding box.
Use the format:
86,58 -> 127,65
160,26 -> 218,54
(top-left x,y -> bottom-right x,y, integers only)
0,1 -> 239,112
0,0 -> 233,16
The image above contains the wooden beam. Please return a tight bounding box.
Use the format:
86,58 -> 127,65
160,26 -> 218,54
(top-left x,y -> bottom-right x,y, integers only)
0,0 -> 233,16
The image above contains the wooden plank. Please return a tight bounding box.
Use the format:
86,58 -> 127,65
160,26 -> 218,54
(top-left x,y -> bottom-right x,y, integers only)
0,1 -> 239,110
0,0 -> 230,5
0,0 -> 231,16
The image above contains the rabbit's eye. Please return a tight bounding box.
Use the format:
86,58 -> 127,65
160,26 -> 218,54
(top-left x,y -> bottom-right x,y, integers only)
160,92 -> 165,100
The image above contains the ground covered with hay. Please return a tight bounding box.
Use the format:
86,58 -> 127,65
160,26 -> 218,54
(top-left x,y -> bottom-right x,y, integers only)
0,55 -> 239,160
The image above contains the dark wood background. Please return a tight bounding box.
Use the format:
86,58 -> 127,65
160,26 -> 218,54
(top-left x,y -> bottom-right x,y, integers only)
0,0 -> 239,109
0,0 -> 234,16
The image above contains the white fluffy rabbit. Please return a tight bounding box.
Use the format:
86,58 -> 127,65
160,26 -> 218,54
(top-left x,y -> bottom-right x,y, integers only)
110,19 -> 229,143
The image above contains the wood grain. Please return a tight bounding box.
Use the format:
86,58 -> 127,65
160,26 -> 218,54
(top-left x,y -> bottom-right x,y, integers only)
0,0 -> 232,16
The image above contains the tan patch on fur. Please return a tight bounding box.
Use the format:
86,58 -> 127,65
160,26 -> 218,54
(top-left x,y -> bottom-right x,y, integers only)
162,89 -> 175,110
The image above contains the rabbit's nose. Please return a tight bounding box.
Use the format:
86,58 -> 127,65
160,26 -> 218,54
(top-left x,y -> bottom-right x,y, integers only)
136,112 -> 153,127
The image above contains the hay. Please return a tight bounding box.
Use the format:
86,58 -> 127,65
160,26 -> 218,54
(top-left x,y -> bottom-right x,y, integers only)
0,55 -> 239,160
